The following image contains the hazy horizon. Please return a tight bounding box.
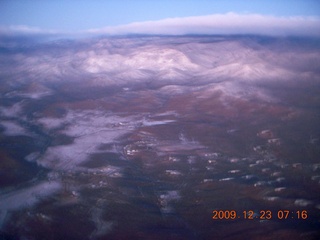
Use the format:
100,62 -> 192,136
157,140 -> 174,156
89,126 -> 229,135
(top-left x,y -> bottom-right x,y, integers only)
0,0 -> 320,37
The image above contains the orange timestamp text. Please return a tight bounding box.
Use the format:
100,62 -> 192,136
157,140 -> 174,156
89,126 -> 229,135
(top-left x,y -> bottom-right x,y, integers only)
212,210 -> 308,220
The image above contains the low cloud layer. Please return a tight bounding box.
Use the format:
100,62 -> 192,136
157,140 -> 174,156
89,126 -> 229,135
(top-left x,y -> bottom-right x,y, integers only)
1,13 -> 320,37
0,25 -> 58,36
87,13 -> 320,36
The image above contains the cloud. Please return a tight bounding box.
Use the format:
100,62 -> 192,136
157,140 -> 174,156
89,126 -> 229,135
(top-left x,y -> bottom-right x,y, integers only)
0,25 -> 76,42
87,12 -> 320,36
0,25 -> 58,36
1,13 -> 319,37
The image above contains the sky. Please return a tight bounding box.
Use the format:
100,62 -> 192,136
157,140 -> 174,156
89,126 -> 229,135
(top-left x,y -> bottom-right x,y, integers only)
0,0 -> 320,36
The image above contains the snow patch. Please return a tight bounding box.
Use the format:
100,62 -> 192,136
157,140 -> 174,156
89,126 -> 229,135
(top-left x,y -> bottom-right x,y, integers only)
158,190 -> 181,214
37,110 -> 177,171
38,117 -> 65,130
0,102 -> 24,118
142,119 -> 175,126
0,120 -> 30,136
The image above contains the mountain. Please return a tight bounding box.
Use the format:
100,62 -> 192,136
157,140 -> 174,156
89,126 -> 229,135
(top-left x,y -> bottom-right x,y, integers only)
0,35 -> 320,240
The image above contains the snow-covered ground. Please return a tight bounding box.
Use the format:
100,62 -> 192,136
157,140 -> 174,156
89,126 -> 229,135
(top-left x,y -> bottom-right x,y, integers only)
3,36 -> 319,88
0,120 -> 31,136
35,110 -> 177,171
0,35 -> 319,239
0,181 -> 61,228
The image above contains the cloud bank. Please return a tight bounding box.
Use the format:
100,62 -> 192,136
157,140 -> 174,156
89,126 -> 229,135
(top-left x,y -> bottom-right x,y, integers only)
0,25 -> 58,36
1,13 -> 319,37
88,13 -> 320,36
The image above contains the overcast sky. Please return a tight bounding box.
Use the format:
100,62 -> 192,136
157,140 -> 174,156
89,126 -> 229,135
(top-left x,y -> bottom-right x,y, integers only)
0,0 -> 320,36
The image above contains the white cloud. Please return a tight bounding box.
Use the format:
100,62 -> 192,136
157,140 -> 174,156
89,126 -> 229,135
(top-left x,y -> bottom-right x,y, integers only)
87,12 -> 320,36
0,13 -> 319,37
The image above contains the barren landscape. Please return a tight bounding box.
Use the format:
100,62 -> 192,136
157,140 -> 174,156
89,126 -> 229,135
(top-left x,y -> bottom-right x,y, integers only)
0,35 -> 320,239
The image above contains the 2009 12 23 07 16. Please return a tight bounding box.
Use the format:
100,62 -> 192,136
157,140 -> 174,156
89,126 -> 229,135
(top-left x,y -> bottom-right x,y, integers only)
212,210 -> 308,220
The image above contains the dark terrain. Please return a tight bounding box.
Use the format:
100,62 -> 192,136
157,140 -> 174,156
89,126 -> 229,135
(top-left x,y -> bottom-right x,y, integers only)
0,35 -> 320,239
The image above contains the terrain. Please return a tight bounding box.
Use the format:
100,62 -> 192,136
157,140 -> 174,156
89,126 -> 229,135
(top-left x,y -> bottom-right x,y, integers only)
0,35 -> 320,239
